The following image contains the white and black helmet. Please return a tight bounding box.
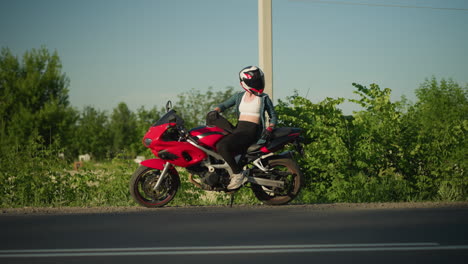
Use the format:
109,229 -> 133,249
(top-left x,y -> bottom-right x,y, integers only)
239,66 -> 265,95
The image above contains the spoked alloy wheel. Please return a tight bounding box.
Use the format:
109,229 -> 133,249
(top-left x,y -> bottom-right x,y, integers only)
251,158 -> 303,205
130,165 -> 180,208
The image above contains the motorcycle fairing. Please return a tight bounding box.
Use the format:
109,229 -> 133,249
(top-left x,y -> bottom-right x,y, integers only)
140,158 -> 167,170
189,126 -> 228,150
140,158 -> 180,176
143,122 -> 208,167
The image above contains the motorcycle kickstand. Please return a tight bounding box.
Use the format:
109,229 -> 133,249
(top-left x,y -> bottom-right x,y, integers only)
229,193 -> 235,208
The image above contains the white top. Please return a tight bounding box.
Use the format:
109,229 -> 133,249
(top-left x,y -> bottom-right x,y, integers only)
239,92 -> 261,117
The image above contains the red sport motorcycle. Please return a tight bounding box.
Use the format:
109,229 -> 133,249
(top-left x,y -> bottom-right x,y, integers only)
130,101 -> 304,208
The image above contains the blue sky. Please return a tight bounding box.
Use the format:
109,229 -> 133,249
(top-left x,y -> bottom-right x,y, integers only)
1,0 -> 467,114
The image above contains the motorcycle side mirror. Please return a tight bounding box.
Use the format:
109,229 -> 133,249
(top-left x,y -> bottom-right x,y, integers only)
165,101 -> 172,113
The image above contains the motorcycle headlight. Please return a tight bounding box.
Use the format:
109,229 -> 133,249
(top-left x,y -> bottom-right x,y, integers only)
144,138 -> 152,147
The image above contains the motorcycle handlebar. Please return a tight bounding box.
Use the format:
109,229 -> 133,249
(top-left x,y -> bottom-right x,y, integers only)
177,126 -> 189,139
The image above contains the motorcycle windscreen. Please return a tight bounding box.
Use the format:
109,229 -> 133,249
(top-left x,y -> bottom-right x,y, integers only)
153,109 -> 184,128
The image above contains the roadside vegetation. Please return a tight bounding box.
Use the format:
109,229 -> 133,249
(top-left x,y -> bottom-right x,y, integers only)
1,47 -> 467,208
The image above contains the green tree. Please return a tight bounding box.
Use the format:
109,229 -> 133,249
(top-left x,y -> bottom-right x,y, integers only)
109,102 -> 138,157
0,47 -> 77,151
74,106 -> 111,160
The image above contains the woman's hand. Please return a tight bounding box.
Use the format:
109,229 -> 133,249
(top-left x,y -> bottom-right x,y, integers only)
207,110 -> 220,121
260,126 -> 274,142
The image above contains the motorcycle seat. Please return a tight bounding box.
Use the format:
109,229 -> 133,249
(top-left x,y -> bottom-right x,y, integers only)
246,127 -> 301,153
271,127 -> 301,138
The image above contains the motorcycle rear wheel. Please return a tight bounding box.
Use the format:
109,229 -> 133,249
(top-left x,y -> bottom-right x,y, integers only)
251,157 -> 303,205
130,165 -> 180,208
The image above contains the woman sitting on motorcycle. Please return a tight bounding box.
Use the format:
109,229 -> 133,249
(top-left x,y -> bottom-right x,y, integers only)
213,66 -> 277,190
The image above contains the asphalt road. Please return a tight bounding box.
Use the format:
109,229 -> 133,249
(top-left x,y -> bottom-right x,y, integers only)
1,205 -> 467,263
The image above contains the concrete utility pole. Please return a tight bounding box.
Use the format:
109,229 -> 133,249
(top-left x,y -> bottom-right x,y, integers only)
258,0 -> 273,100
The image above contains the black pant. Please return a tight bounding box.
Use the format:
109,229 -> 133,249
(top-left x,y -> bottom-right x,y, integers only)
216,121 -> 260,174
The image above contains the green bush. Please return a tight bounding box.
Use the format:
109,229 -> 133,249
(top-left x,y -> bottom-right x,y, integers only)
0,135 -> 136,207
277,78 -> 467,203
276,95 -> 352,202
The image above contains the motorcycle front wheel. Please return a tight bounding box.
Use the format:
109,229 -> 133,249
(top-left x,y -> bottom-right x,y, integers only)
251,157 -> 303,205
130,165 -> 180,208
